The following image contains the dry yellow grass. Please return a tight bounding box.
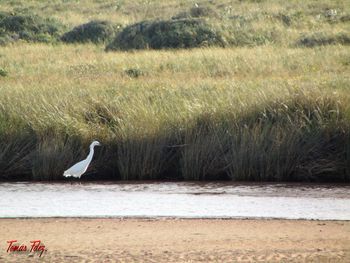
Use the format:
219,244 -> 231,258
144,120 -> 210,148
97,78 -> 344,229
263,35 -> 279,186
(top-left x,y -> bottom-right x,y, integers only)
0,44 -> 349,136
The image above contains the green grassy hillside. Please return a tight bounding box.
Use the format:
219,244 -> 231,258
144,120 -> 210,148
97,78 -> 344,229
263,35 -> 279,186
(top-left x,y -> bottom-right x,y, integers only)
0,0 -> 349,181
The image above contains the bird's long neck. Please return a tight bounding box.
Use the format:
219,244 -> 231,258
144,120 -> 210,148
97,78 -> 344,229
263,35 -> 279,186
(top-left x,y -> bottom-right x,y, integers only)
86,145 -> 95,164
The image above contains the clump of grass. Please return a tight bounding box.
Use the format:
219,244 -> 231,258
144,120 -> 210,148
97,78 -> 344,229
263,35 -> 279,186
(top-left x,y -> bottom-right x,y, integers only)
0,136 -> 34,180
106,19 -> 227,50
0,12 -> 63,43
61,20 -> 119,44
0,113 -> 35,179
180,114 -> 230,180
180,92 -> 348,182
0,68 -> 7,77
340,15 -> 350,22
115,134 -> 175,180
124,68 -> 144,78
297,32 -> 350,47
275,13 -> 292,26
0,32 -> 16,46
226,124 -> 346,182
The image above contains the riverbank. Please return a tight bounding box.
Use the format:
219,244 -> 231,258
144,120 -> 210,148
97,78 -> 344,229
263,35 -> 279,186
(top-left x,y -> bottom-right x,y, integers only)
0,218 -> 349,262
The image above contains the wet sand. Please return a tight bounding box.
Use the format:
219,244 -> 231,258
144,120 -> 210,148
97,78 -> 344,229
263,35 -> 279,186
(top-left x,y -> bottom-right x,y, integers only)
0,218 -> 349,262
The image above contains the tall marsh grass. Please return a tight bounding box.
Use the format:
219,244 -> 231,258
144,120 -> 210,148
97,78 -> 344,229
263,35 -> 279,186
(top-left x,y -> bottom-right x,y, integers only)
0,44 -> 349,181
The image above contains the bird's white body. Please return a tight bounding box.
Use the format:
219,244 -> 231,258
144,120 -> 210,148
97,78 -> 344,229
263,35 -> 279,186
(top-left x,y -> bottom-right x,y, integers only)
63,141 -> 101,178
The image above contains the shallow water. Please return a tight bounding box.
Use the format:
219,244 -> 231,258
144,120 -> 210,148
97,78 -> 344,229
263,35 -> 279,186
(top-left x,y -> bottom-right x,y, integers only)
0,182 -> 349,220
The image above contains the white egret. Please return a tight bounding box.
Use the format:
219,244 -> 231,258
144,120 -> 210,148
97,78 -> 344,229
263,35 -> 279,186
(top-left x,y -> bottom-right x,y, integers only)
63,141 -> 101,178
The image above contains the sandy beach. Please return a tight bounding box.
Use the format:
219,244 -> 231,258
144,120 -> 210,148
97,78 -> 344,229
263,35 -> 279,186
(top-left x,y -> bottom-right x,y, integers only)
0,218 -> 349,262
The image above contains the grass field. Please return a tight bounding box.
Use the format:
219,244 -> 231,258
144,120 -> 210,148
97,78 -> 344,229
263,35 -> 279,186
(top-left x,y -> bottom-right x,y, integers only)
0,0 -> 349,181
